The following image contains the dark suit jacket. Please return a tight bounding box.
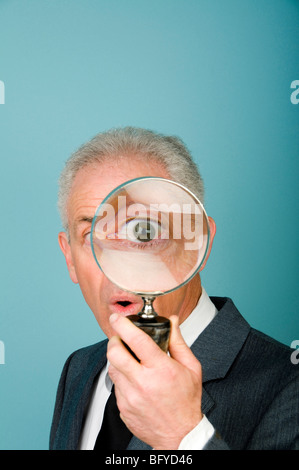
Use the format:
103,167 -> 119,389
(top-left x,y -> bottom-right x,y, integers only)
49,297 -> 299,450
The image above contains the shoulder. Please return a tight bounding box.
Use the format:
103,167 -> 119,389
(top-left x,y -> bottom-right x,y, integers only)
207,296 -> 298,385
242,328 -> 298,379
220,315 -> 299,401
61,339 -> 108,382
248,327 -> 293,355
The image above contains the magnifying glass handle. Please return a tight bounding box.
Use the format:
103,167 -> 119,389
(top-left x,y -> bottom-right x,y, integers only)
127,314 -> 171,353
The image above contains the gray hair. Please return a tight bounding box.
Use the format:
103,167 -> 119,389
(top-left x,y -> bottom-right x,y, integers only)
58,126 -> 205,233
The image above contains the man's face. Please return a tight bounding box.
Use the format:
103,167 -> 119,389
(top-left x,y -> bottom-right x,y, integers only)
59,157 -> 212,339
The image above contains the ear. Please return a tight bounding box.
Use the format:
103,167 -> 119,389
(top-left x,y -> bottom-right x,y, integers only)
199,216 -> 216,271
58,232 -> 79,284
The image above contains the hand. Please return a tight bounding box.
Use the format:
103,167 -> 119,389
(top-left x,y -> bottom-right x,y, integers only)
107,313 -> 203,450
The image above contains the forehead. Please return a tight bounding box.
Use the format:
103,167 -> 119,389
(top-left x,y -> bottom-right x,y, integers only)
67,157 -> 170,230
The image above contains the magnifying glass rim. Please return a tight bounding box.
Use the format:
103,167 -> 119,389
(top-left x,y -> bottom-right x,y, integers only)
91,176 -> 211,296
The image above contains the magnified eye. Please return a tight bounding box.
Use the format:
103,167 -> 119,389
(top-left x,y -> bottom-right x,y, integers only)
122,218 -> 161,243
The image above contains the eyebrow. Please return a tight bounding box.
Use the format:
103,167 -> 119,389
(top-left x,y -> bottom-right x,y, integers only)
73,216 -> 94,233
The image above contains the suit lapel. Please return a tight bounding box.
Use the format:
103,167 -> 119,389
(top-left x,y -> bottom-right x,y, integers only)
191,297 -> 251,418
201,387 -> 215,415
53,340 -> 108,450
191,297 -> 250,383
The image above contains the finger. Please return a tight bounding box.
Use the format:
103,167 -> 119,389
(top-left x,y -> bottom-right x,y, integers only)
109,313 -> 166,367
107,335 -> 141,378
168,315 -> 202,376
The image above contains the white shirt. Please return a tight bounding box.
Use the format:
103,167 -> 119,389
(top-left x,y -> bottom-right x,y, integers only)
78,287 -> 217,450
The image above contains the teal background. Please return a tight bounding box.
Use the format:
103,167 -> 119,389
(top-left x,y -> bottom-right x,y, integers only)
0,0 -> 298,450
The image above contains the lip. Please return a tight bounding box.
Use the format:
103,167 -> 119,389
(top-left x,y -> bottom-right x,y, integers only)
109,294 -> 142,316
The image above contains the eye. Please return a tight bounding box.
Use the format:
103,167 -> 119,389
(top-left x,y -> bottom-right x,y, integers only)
120,218 -> 161,243
84,232 -> 91,245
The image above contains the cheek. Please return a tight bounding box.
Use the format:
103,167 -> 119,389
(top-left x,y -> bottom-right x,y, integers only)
73,255 -> 115,331
72,251 -> 103,304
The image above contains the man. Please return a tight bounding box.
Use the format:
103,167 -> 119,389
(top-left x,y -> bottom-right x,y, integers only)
50,127 -> 299,450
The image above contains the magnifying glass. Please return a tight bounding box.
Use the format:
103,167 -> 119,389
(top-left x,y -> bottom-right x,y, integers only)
91,177 -> 210,353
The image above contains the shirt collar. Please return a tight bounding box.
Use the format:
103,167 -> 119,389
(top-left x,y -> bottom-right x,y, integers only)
179,287 -> 218,348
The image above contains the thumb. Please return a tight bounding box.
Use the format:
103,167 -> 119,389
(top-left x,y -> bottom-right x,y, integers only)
168,315 -> 202,376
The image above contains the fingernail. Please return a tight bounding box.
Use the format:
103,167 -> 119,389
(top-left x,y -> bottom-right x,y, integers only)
109,313 -> 119,324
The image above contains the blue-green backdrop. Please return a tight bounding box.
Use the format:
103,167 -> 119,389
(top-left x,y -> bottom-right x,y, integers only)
0,0 -> 298,450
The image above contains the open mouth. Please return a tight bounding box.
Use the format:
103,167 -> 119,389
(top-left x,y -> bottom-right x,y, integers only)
116,300 -> 132,307
110,297 -> 140,316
